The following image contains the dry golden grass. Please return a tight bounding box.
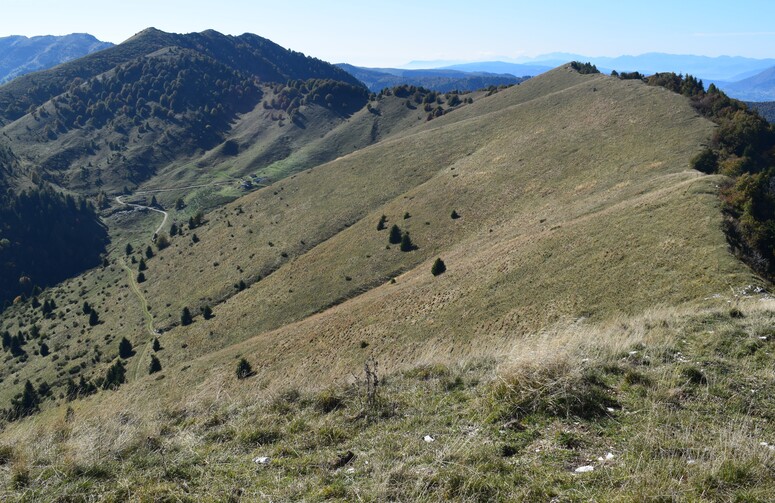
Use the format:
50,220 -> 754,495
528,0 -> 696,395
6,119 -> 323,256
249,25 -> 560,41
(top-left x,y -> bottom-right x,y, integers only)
2,296 -> 774,500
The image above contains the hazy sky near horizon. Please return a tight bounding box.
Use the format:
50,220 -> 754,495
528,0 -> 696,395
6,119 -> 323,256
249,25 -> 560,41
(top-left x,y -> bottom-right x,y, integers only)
1,0 -> 774,66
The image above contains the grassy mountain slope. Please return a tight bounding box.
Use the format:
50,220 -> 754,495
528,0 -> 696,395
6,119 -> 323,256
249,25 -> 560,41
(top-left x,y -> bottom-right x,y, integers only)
158,67 -> 752,386
0,65 -> 767,499
0,65 -> 756,403
4,297 -> 773,501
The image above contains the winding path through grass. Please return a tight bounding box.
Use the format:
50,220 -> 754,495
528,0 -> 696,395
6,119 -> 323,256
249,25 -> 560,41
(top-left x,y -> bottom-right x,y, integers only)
119,257 -> 158,379
115,195 -> 169,237
113,181 -> 239,379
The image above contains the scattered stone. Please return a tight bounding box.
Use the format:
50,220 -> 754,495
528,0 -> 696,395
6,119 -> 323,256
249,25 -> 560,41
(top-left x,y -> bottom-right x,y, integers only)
502,419 -> 526,431
253,456 -> 270,465
423,435 -> 435,443
332,450 -> 355,469
575,465 -> 594,473
597,452 -> 615,462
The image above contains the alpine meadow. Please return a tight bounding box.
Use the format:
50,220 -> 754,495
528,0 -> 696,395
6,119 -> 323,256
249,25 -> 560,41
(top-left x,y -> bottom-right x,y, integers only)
0,17 -> 774,502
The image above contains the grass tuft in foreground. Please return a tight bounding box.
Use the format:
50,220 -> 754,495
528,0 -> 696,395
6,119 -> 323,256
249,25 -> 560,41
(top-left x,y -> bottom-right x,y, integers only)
2,299 -> 775,500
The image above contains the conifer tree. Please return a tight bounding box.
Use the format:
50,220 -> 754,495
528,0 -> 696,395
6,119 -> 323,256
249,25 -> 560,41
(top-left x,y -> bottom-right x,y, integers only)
152,338 -> 161,351
156,233 -> 170,250
149,355 -> 162,374
118,337 -> 133,359
388,224 -> 402,244
400,232 -> 415,252
37,381 -> 51,397
9,335 -> 25,357
12,380 -> 41,418
103,360 -> 126,390
180,307 -> 193,326
88,309 -> 100,326
202,305 -> 213,320
431,258 -> 447,276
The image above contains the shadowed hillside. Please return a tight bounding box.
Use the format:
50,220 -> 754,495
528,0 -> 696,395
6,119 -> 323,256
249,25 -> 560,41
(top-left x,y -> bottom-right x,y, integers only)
749,101 -> 775,123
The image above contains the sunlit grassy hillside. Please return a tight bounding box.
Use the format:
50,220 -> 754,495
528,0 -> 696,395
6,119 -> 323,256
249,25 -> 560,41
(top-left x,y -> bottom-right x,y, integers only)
0,65 -> 769,500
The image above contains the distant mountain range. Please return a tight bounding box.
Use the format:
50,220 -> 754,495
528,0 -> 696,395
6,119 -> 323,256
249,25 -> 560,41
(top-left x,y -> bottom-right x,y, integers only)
5,36 -> 773,102
406,53 -> 775,103
336,64 -> 527,92
0,33 -> 113,84
408,53 -> 775,82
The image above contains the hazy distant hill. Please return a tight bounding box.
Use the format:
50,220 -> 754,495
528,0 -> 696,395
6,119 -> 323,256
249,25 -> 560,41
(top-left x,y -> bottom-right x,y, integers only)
0,34 -> 112,84
410,53 -> 775,83
441,61 -> 553,76
722,66 -> 775,101
564,53 -> 775,81
337,63 -> 525,92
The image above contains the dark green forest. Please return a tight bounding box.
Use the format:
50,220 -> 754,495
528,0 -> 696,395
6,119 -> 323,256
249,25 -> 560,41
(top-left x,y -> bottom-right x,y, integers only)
748,101 -> 775,124
34,47 -> 264,181
0,187 -> 108,308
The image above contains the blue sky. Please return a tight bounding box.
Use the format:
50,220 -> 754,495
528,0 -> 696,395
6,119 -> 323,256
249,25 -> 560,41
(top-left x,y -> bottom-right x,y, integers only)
2,0 -> 774,66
